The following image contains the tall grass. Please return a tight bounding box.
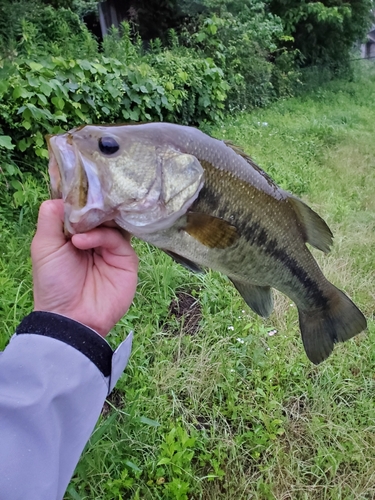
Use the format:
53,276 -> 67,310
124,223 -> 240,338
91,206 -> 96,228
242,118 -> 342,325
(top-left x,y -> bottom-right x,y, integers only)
0,62 -> 374,500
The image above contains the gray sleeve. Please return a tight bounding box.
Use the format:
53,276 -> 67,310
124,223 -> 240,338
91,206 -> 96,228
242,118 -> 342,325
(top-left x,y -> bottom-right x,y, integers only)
0,312 -> 133,500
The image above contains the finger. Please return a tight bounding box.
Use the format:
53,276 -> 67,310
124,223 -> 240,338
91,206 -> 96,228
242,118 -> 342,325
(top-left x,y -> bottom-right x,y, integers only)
72,227 -> 135,257
100,221 -> 132,242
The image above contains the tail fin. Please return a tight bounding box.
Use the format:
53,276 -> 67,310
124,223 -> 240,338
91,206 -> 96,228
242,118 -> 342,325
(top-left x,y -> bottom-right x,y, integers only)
298,287 -> 367,364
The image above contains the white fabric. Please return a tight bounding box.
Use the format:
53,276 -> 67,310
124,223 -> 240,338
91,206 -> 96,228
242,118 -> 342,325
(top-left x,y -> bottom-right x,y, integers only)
0,331 -> 132,500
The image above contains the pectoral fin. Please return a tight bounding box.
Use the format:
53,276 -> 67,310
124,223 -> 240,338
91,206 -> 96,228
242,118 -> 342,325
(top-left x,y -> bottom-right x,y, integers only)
230,279 -> 273,318
163,249 -> 204,273
288,196 -> 333,253
185,212 -> 239,249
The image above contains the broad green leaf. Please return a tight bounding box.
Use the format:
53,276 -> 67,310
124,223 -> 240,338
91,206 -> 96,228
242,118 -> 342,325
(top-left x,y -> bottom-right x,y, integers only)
13,190 -> 25,207
74,109 -> 87,121
51,97 -> 65,110
35,133 -> 44,148
11,179 -> 23,190
21,120 -> 32,130
5,164 -> 16,176
129,109 -> 140,121
0,136 -> 14,150
26,75 -> 39,87
40,82 -> 53,97
18,139 -> 29,152
54,113 -> 67,122
78,60 -> 93,71
37,93 -> 48,105
13,87 -> 34,100
28,62 -> 44,72
35,147 -> 49,159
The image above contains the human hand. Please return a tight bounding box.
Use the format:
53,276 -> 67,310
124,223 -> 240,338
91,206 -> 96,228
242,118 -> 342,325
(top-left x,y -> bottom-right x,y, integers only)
31,200 -> 139,337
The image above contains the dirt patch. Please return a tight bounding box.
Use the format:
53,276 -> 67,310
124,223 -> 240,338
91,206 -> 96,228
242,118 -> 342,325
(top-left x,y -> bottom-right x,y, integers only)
101,388 -> 124,417
167,291 -> 202,336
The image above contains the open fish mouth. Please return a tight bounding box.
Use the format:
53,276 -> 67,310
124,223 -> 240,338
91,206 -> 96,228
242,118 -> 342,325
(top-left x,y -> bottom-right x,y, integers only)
47,133 -> 107,235
46,134 -> 63,200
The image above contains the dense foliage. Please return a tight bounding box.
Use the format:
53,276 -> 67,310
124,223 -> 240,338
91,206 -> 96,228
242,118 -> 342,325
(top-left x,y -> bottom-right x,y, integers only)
269,0 -> 374,66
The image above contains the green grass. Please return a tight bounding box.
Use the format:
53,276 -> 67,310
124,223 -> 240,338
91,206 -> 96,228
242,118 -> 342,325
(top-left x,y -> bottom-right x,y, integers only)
1,62 -> 375,500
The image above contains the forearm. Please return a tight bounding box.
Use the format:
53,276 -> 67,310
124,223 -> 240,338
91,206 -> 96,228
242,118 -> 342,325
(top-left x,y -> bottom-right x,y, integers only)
0,312 -> 132,500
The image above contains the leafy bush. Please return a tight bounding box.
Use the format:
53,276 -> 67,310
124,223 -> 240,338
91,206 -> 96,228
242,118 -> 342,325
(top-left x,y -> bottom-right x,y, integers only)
181,1 -> 298,109
0,0 -> 97,59
268,0 -> 374,67
0,32 -> 227,201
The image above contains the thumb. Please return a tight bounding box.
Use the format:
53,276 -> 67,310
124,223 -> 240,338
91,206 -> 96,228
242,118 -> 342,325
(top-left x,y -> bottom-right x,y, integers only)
31,200 -> 67,256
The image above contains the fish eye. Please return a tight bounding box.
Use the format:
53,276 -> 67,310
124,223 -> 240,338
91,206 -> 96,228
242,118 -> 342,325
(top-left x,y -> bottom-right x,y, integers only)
98,137 -> 120,155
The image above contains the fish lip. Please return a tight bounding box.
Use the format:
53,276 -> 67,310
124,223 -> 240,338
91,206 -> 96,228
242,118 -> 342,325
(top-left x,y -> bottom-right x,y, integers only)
46,134 -> 63,199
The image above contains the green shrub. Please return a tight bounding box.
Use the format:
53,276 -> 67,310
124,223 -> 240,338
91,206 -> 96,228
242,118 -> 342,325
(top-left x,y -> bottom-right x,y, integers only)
0,43 -> 227,196
268,0 -> 374,67
181,1 -> 298,109
0,0 -> 98,59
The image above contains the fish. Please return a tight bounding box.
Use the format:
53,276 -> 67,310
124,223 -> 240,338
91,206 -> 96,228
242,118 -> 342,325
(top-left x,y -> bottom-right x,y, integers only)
46,122 -> 367,364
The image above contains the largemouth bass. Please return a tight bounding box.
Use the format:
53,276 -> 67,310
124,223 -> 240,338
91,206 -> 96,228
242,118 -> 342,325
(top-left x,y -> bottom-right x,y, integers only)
47,123 -> 367,364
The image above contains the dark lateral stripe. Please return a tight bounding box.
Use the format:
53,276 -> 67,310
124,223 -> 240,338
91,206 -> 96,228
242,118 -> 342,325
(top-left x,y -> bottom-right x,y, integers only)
238,216 -> 328,308
16,311 -> 113,377
196,184 -> 327,309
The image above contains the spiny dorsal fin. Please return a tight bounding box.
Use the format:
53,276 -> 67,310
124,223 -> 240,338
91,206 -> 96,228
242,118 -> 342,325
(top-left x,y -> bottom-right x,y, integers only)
288,196 -> 333,253
224,140 -> 278,188
230,279 -> 274,318
185,212 -> 239,249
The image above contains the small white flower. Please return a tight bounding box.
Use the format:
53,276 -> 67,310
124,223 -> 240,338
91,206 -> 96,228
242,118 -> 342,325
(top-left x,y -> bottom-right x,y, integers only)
230,369 -> 235,373
242,310 -> 245,314
290,303 -> 294,307
268,329 -> 277,336
236,338 -> 245,344
228,326 -> 234,331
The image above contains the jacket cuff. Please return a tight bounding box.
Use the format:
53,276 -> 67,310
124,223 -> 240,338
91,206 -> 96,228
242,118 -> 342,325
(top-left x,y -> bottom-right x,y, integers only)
16,311 -> 113,377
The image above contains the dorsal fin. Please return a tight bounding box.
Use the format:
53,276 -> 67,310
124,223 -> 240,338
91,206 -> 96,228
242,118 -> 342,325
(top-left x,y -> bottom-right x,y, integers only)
224,140 -> 278,188
288,196 -> 333,253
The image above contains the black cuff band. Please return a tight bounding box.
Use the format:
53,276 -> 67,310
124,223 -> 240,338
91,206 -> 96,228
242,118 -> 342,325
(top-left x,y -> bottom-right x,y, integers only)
16,311 -> 113,377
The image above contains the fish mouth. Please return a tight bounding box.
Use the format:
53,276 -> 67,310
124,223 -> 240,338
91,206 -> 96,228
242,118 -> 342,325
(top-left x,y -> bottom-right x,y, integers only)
47,133 -> 104,235
46,134 -> 63,199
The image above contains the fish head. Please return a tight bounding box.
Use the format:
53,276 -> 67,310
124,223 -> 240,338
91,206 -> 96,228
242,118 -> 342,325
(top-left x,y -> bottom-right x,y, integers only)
47,125 -> 204,235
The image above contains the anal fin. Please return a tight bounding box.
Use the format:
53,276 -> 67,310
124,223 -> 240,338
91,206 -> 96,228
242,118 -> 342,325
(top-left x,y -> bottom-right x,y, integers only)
230,279 -> 273,318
